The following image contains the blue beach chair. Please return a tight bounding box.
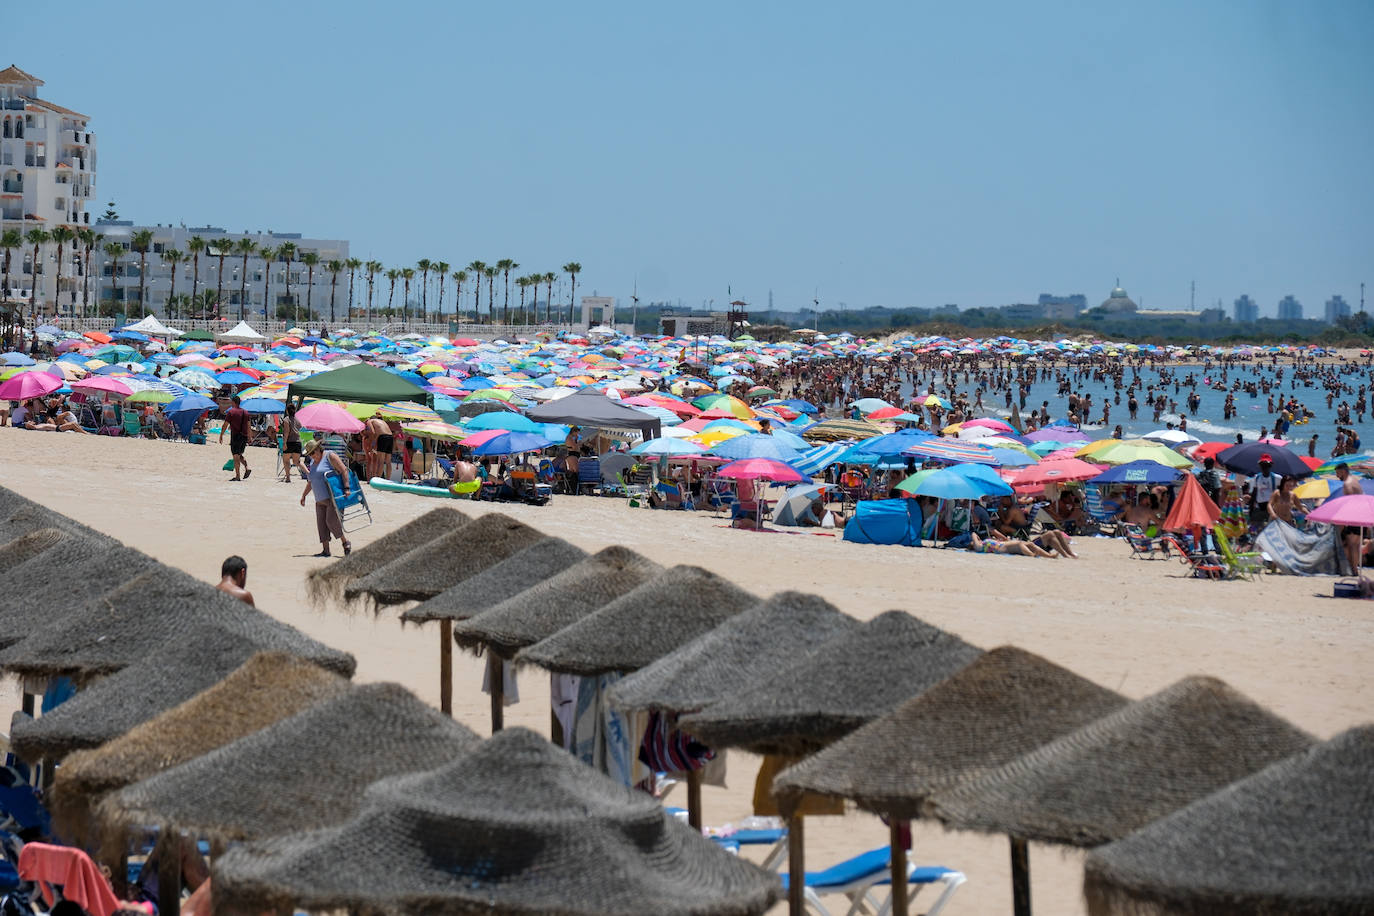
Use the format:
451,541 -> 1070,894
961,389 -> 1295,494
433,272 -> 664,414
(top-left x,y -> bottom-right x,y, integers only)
328,470 -> 372,532
780,845 -> 966,916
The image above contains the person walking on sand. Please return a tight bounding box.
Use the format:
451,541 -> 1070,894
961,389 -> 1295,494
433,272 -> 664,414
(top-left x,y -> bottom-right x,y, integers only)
300,440 -> 352,557
216,555 -> 255,606
280,402 -> 306,483
218,395 -> 252,481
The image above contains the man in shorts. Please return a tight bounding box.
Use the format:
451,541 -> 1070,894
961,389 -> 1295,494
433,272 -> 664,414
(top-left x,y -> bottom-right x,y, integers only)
218,394 -> 252,481
1334,463 -> 1365,575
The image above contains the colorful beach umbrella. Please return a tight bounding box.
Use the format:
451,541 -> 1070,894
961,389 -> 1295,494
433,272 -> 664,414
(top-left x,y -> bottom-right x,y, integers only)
296,402 -> 365,434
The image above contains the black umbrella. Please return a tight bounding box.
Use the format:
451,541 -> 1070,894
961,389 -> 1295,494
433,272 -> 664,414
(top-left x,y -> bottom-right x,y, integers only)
1216,441 -> 1311,478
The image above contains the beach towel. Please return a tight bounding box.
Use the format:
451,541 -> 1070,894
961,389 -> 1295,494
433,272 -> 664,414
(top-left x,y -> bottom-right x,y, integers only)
18,843 -> 119,916
1254,520 -> 1339,576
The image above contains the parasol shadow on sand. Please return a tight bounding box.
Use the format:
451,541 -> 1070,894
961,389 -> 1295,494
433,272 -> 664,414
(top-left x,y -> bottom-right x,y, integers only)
1082,724 -> 1374,916
771,646 -> 1128,916
926,676 -> 1316,916
213,727 -> 781,916
680,611 -> 983,916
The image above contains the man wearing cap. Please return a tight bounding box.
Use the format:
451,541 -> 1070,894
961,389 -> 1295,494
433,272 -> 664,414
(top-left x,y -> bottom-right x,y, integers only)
1248,454 -> 1280,530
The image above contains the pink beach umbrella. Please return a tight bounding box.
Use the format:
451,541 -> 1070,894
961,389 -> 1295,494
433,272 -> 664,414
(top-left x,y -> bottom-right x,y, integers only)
0,370 -> 62,401
71,377 -> 134,398
1306,494 -> 1374,527
296,402 -> 365,434
717,457 -> 803,529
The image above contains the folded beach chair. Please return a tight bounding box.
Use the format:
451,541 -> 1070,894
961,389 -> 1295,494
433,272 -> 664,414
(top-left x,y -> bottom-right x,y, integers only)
1214,527 -> 1265,580
328,469 -> 373,532
779,845 -> 966,916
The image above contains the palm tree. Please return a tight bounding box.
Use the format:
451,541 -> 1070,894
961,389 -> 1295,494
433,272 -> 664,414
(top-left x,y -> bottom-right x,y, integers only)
187,236 -> 205,305
130,229 -> 153,314
25,228 -> 50,348
416,258 -> 432,323
277,242 -> 297,325
497,258 -> 518,324
194,288 -> 217,319
562,262 -> 582,325
401,267 -> 416,328
48,226 -> 74,318
484,266 -> 497,323
1,229 -> 22,347
326,259 -> 343,326
384,268 -> 399,318
103,240 -> 124,318
434,261 -> 450,318
162,248 -> 183,319
345,257 -> 362,320
301,251 -> 320,325
364,260 -> 382,326
453,270 -> 467,322
212,238 -> 232,318
516,275 -> 530,323
259,245 -> 275,318
76,228 -> 97,320
466,260 -> 486,319
544,272 -> 555,324
235,237 -> 256,321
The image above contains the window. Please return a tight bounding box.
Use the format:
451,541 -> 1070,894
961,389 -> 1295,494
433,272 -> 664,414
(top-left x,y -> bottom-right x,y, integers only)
54,197 -> 66,212
153,242 -> 165,254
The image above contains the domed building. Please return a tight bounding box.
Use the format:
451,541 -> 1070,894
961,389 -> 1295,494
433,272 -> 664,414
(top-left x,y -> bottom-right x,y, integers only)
1099,282 -> 1138,313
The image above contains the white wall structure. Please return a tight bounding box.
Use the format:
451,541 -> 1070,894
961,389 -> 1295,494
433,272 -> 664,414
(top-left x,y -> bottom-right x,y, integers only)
0,65 -> 97,315
580,295 -> 615,327
94,223 -> 351,322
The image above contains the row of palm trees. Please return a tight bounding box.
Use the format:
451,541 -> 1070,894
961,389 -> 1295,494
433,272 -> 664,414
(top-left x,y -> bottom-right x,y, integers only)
2,226 -> 586,334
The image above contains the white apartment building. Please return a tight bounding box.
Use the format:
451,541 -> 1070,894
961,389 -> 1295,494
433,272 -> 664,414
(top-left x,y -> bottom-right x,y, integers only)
94,223 -> 351,321
0,65 -> 97,315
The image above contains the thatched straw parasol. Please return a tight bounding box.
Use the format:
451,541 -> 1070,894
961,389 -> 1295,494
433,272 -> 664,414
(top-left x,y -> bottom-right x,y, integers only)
0,541 -> 156,651
681,610 -> 983,758
0,564 -> 358,682
341,512 -> 545,611
8,623 -> 353,762
453,546 -> 665,660
1083,725 -> 1374,916
0,487 -> 112,544
50,652 -> 351,845
400,536 -> 588,722
100,682 -> 480,845
679,611 -> 980,916
772,646 -> 1127,820
607,591 -> 859,716
0,527 -> 70,577
927,675 -> 1315,847
770,646 -> 1128,916
401,537 -> 589,625
514,565 -> 759,677
213,727 -> 781,916
305,506 -> 469,607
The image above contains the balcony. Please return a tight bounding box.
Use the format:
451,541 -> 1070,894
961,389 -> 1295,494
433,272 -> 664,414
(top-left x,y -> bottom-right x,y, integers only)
1,181 -> 20,194
70,130 -> 85,145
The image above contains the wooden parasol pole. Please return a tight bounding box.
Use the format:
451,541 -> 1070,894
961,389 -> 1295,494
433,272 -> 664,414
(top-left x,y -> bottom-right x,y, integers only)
157,830 -> 182,916
439,621 -> 453,716
686,769 -> 702,831
1010,835 -> 1032,916
890,819 -> 909,916
787,814 -> 805,916
488,653 -> 505,733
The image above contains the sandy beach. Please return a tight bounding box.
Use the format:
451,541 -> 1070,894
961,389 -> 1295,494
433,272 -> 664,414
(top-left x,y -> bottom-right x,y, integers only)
2,429 -> 1371,915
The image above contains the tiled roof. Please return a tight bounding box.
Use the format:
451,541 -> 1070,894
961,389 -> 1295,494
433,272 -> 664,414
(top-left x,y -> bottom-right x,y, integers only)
29,97 -> 89,120
0,66 -> 43,86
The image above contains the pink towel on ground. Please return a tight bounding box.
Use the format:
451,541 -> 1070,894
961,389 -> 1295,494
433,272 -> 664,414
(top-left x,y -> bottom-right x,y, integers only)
17,841 -> 120,916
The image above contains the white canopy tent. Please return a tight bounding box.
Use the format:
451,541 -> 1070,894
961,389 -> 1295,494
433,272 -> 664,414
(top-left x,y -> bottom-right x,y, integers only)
121,315 -> 184,337
217,321 -> 268,343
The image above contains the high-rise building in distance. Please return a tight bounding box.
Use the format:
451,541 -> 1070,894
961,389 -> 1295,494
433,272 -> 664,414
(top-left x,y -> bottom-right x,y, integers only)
1277,295 -> 1303,321
1233,294 -> 1259,322
1324,294 -> 1351,324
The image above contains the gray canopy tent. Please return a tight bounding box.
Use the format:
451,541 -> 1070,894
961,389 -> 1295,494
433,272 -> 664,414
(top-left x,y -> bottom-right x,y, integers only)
525,388 -> 662,440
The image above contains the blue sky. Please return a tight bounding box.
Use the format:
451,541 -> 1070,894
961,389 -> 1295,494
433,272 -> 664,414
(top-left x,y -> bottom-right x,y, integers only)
14,0 -> 1373,317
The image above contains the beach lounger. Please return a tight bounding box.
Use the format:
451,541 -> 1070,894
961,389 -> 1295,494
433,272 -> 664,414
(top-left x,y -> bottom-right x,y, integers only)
1123,524 -> 1165,559
121,411 -> 143,438
706,477 -> 738,516
1162,535 -> 1227,580
1083,486 -> 1124,537
779,845 -> 966,916
328,469 -> 373,532
1214,527 -> 1265,580
510,470 -> 552,505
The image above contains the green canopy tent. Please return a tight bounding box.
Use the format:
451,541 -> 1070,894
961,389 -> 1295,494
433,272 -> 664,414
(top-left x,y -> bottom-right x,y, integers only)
286,363 -> 428,406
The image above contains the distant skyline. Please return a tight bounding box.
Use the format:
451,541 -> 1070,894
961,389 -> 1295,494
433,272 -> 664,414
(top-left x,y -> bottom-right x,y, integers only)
12,0 -> 1372,319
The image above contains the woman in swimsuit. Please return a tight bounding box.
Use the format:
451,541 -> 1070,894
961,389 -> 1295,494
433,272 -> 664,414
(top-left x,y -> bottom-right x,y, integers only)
967,532 -> 1055,558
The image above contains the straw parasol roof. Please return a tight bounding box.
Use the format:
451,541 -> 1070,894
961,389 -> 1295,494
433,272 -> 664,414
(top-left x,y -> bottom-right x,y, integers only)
8,623 -> 349,762
306,506 -> 469,607
0,541 -> 157,650
927,675 -> 1316,848
213,727 -> 780,916
342,512 -> 545,611
400,537 -> 588,625
771,646 -> 1129,820
0,487 -> 112,544
0,527 -> 69,577
50,652 -> 351,843
101,682 -> 480,844
1083,725 -> 1374,916
608,592 -> 858,715
515,566 -> 759,677
681,611 -> 983,756
0,564 -> 357,682
452,546 -> 665,659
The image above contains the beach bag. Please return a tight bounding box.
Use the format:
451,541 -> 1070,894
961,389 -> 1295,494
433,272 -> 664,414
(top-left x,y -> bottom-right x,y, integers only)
820,511 -> 836,529
222,459 -> 235,471
1333,578 -> 1363,599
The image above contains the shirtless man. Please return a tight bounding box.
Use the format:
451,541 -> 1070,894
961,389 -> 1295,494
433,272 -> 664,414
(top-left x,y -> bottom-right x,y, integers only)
1334,463 -> 1364,574
216,555 -> 255,606
363,416 -> 390,479
994,495 -> 1029,536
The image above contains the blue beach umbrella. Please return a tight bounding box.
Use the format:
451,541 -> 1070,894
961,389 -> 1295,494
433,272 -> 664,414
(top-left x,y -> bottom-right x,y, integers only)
630,437 -> 705,457
709,433 -> 801,462
469,431 -> 558,456
1089,459 -> 1185,485
241,397 -> 286,414
464,411 -> 542,433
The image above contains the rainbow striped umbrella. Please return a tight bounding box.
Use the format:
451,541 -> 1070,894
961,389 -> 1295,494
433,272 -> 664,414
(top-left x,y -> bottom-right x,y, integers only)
902,438 -> 1000,465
